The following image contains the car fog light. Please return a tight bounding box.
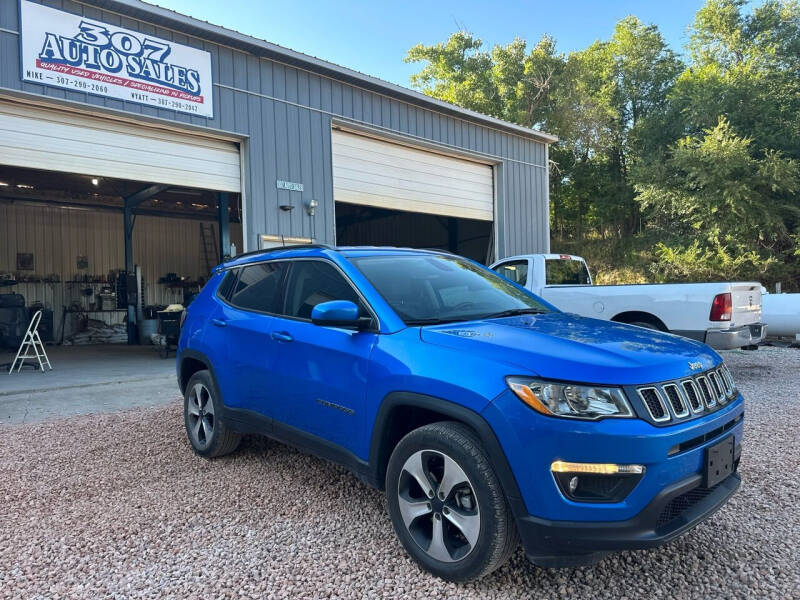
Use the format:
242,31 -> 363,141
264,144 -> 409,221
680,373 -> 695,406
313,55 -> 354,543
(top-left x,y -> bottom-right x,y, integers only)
551,461 -> 645,503
551,461 -> 645,475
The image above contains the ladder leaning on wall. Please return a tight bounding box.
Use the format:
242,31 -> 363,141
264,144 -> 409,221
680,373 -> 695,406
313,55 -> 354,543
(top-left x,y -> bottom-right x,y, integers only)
200,223 -> 218,276
9,310 -> 52,374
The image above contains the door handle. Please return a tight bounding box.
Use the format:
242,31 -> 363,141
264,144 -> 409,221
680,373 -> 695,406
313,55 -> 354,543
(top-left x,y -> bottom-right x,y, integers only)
271,331 -> 293,342
211,318 -> 227,327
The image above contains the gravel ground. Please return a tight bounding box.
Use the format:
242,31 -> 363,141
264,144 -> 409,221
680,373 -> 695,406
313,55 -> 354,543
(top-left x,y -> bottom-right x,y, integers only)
1,348 -> 798,599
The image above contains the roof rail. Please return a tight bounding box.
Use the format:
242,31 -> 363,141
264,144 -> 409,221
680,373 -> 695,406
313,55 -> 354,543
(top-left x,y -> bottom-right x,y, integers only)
420,247 -> 456,255
229,243 -> 336,261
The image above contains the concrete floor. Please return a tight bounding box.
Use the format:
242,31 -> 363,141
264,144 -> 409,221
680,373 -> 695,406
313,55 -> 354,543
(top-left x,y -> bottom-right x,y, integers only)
0,344 -> 180,425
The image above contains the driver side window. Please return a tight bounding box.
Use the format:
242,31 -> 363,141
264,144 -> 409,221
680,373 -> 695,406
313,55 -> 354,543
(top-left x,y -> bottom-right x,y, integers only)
280,260 -> 365,320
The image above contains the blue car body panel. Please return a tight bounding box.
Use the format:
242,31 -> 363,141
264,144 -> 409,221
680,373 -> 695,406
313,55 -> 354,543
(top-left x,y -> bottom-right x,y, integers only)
178,246 -> 743,560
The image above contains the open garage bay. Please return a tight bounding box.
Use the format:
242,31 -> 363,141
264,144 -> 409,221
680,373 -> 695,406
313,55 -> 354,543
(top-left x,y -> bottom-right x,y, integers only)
0,348 -> 798,599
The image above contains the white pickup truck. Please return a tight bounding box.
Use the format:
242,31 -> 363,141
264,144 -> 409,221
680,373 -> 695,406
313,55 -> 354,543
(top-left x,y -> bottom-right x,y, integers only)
490,253 -> 766,350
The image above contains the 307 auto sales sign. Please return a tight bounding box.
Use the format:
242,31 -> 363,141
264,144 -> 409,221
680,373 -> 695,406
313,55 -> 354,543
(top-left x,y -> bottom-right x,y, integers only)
20,0 -> 214,118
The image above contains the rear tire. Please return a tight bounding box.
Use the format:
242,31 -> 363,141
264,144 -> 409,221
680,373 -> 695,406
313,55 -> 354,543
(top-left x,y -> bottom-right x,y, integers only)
183,370 -> 241,458
385,421 -> 518,582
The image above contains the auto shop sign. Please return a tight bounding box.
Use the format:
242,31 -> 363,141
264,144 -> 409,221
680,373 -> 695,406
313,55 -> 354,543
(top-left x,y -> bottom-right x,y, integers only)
20,0 -> 214,117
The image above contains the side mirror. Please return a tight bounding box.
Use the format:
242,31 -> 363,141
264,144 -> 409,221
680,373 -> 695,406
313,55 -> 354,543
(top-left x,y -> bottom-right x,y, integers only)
311,300 -> 371,330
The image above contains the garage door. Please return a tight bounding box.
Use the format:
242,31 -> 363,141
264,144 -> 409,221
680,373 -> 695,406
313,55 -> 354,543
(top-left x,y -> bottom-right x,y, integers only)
0,100 -> 241,192
332,129 -> 493,221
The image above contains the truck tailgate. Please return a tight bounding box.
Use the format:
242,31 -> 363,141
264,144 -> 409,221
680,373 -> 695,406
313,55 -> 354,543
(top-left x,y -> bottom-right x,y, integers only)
730,284 -> 762,326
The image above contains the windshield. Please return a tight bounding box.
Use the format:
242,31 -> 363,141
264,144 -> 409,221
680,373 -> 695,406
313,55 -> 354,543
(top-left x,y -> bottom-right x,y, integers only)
545,259 -> 591,285
351,254 -> 551,325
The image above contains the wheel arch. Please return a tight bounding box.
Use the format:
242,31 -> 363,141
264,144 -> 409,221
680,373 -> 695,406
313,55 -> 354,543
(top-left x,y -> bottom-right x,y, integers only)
178,349 -> 215,394
368,392 -> 527,519
611,311 -> 668,331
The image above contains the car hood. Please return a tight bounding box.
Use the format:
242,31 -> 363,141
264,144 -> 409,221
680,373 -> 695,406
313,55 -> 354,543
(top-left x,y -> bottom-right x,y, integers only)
419,312 -> 720,385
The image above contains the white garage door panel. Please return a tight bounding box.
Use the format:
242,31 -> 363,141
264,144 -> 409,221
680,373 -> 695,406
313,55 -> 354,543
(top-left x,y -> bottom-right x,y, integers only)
334,189 -> 493,222
333,168 -> 493,206
333,135 -> 491,183
332,130 -> 493,221
0,101 -> 241,192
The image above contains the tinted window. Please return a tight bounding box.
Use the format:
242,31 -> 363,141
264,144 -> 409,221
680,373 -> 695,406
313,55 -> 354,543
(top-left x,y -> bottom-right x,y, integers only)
352,254 -> 549,324
216,270 -> 237,299
282,260 -> 362,319
545,259 -> 591,285
494,260 -> 528,285
228,262 -> 285,312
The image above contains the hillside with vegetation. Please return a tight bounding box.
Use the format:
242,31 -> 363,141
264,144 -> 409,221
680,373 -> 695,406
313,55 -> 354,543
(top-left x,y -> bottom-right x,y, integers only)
405,0 -> 800,289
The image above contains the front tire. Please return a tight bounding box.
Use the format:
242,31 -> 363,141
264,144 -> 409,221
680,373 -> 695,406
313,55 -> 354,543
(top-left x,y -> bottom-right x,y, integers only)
385,421 -> 518,581
183,370 -> 241,458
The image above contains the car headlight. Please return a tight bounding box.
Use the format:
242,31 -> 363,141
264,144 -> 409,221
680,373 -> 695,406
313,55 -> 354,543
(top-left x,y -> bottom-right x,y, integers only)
506,377 -> 634,420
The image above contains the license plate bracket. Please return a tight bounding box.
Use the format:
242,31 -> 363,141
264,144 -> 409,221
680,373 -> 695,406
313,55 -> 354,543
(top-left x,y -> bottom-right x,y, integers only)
705,435 -> 735,488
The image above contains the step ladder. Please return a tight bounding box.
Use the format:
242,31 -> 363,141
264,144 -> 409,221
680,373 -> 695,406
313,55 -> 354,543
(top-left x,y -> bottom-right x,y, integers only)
9,310 -> 52,373
200,222 -> 218,276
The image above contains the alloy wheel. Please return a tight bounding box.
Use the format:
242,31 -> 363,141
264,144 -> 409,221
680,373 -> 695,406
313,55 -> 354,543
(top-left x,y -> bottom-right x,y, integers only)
187,383 -> 215,449
397,449 -> 481,563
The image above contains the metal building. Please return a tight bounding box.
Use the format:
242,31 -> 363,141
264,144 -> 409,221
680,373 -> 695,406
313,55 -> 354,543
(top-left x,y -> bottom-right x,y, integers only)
0,0 -> 554,346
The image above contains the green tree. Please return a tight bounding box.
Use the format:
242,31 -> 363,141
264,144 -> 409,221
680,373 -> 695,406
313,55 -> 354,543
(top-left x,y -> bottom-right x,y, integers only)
551,17 -> 682,240
405,18 -> 682,244
635,0 -> 800,285
636,117 -> 800,280
671,0 -> 800,158
405,32 -> 566,131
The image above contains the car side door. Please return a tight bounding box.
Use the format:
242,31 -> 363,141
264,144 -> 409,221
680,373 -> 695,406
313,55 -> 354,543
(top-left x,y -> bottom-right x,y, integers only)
267,258 -> 378,453
211,260 -> 287,414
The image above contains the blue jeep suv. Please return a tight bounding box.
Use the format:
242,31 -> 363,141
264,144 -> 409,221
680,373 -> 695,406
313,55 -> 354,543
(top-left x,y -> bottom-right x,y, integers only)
177,245 -> 743,581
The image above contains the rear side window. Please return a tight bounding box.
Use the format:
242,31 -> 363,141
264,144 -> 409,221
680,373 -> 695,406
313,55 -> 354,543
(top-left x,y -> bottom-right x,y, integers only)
228,262 -> 286,313
216,270 -> 237,300
545,259 -> 591,285
281,260 -> 363,319
494,260 -> 528,285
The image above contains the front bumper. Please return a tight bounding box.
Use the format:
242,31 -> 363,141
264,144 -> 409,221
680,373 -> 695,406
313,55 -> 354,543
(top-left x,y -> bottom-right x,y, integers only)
517,468 -> 740,567
482,388 -> 745,566
705,323 -> 766,349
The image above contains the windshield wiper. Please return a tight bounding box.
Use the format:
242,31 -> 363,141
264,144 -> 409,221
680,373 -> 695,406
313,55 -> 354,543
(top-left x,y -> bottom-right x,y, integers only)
404,317 -> 472,326
482,308 -> 547,319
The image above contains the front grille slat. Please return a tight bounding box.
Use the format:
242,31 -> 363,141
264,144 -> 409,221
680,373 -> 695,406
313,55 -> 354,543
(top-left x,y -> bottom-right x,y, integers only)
663,384 -> 688,418
696,376 -> 716,409
709,371 -> 726,404
716,367 -> 732,396
638,364 -> 736,423
721,365 -> 737,397
682,380 -> 703,413
638,387 -> 669,422
711,371 -> 728,404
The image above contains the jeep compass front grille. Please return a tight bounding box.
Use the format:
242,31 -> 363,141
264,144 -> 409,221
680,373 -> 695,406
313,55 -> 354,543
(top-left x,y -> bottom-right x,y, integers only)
635,366 -> 737,424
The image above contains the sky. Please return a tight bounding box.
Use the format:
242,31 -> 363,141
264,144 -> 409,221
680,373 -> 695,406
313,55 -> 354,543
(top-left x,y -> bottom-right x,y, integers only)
148,0 -> 708,87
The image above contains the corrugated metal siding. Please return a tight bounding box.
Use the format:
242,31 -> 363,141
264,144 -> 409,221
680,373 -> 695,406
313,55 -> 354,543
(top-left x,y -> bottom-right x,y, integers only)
0,0 -> 549,258
0,201 -> 242,336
